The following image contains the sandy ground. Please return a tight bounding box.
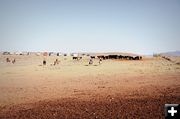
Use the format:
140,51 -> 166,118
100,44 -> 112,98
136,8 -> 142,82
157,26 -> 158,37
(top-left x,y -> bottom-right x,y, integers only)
0,55 -> 180,119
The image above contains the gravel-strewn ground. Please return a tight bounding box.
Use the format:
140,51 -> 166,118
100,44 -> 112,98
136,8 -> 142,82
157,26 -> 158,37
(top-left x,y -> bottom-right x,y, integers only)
1,86 -> 180,119
0,56 -> 180,119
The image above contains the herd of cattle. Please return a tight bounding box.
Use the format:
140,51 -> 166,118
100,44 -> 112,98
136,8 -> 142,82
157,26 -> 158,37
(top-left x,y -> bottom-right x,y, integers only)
96,55 -> 142,60
73,55 -> 142,60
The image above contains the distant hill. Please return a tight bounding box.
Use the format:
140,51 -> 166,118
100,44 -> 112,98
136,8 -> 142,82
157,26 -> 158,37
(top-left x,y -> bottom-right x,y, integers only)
160,51 -> 180,56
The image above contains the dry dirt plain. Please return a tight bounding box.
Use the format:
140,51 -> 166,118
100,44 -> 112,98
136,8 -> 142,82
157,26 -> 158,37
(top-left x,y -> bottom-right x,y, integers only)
0,55 -> 180,119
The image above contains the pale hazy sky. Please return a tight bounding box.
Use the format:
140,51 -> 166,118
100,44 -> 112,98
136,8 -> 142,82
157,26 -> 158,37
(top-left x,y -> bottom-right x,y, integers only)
0,0 -> 180,54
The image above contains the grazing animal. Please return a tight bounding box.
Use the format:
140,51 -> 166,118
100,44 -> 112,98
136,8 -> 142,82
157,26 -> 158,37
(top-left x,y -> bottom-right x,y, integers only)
12,59 -> 16,64
118,55 -> 123,59
127,56 -> 132,60
6,58 -> 11,63
108,55 -> 118,59
73,57 -> 82,60
99,58 -> 102,64
43,60 -> 46,65
134,56 -> 140,60
105,56 -> 109,59
123,56 -> 129,60
162,56 -> 171,61
139,56 -> 142,60
90,56 -> 95,59
54,59 -> 60,65
97,55 -> 105,60
73,57 -> 78,60
89,58 -> 93,65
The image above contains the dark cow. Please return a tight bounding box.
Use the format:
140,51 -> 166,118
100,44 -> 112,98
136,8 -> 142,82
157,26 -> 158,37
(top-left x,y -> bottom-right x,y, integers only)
73,57 -> 78,60
122,56 -> 129,60
6,58 -> 11,62
134,56 -> 142,60
73,56 -> 82,60
90,56 -> 95,59
139,56 -> 142,60
162,56 -> 171,61
43,60 -> 46,65
89,58 -> 93,65
97,55 -> 105,60
105,56 -> 109,59
108,55 -> 118,59
118,55 -> 123,59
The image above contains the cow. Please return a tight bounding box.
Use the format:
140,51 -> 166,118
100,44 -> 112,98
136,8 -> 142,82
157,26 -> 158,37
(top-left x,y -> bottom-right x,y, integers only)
123,56 -> 129,60
73,57 -> 77,60
105,56 -> 109,59
73,56 -> 82,60
118,55 -> 123,60
108,55 -> 118,59
12,59 -> 16,64
128,56 -> 134,60
162,56 -> 171,61
99,58 -> 103,65
97,55 -> 105,60
89,58 -> 93,65
134,56 -> 142,60
43,59 -> 46,65
6,58 -> 11,62
90,56 -> 95,59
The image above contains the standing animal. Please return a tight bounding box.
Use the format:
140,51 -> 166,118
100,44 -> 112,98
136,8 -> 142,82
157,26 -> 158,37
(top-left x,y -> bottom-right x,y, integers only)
108,55 -> 118,59
54,59 -> 60,65
73,57 -> 78,60
43,59 -> 46,65
99,58 -> 102,65
90,56 -> 95,59
6,58 -> 11,62
89,58 -> 93,65
97,55 -> 105,60
12,59 -> 16,64
73,56 -> 82,60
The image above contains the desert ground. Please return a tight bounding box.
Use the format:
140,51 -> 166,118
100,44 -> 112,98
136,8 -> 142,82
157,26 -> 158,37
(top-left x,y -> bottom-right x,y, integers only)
0,54 -> 180,119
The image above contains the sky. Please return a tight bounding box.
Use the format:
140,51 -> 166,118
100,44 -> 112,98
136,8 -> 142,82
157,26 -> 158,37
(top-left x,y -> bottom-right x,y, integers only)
0,0 -> 180,55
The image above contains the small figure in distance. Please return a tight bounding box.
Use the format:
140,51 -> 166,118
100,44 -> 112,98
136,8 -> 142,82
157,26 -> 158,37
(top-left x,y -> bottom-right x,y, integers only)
43,59 -> 46,66
89,58 -> 93,65
99,58 -> 102,65
6,58 -> 11,63
12,59 -> 16,64
54,59 -> 59,66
